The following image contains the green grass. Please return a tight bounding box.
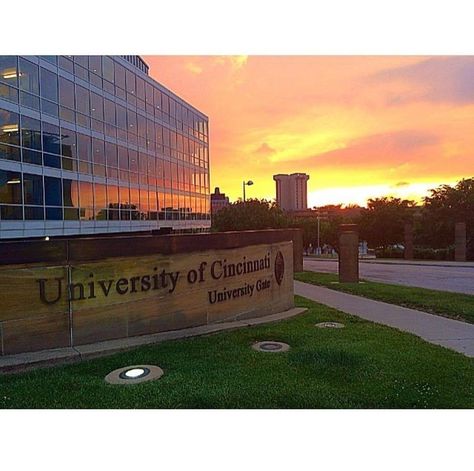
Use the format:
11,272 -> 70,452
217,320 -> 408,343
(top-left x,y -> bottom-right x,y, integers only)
295,271 -> 474,324
1,296 -> 473,409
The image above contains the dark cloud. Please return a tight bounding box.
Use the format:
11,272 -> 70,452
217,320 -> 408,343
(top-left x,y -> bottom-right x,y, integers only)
371,56 -> 474,105
393,181 -> 410,187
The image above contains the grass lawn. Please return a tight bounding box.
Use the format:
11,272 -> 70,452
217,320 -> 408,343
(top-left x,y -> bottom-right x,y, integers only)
1,296 -> 473,409
295,271 -> 474,324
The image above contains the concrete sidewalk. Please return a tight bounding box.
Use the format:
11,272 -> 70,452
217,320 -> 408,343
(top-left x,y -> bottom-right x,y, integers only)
294,280 -> 474,357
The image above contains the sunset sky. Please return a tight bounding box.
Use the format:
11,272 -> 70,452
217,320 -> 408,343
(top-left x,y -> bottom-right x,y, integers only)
143,56 -> 474,207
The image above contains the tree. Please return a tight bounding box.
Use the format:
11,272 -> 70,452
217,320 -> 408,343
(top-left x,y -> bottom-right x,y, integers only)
358,196 -> 416,249
211,199 -> 290,232
417,178 -> 474,258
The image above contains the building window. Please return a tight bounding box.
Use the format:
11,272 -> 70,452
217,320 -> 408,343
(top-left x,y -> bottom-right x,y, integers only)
21,115 -> 42,150
44,176 -> 62,206
23,173 -> 43,205
19,58 -> 39,95
0,170 -> 22,204
59,76 -> 75,109
0,56 -> 18,88
0,109 -> 20,146
40,67 -> 58,102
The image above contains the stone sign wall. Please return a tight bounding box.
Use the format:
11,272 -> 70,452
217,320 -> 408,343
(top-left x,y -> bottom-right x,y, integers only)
0,229 -> 300,356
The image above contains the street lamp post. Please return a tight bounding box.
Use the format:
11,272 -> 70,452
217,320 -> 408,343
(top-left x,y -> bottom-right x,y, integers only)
317,214 -> 320,255
313,207 -> 328,256
242,180 -> 254,201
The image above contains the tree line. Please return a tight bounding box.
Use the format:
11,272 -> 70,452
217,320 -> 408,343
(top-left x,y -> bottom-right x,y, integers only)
211,177 -> 474,260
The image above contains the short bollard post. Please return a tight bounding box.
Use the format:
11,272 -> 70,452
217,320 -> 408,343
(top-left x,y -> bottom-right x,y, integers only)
338,224 -> 359,283
455,222 -> 467,262
404,223 -> 414,260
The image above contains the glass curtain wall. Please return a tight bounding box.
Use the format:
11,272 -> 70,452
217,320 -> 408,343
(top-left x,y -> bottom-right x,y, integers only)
0,56 -> 210,231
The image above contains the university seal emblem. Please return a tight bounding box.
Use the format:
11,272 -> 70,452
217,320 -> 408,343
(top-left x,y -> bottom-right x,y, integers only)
274,251 -> 285,285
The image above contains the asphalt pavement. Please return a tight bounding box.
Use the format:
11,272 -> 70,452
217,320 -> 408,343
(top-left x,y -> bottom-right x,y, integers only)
303,258 -> 474,295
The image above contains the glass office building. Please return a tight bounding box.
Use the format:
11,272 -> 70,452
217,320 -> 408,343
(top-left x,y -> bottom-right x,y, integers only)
0,55 -> 210,239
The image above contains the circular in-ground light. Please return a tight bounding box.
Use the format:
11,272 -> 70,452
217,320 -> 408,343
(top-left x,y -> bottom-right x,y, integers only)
315,322 -> 345,328
105,365 -> 164,385
252,341 -> 290,352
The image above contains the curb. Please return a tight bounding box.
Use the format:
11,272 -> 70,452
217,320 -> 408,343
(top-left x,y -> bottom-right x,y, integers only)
0,307 -> 308,374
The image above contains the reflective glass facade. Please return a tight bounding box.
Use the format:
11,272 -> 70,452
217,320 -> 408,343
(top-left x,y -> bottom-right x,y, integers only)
0,55 -> 210,239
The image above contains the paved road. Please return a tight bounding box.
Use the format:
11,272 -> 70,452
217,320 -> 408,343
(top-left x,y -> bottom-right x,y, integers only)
303,258 -> 474,295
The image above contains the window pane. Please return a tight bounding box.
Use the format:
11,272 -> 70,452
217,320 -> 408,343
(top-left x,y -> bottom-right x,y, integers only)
60,128 -> 77,158
90,92 -> 103,121
104,98 -> 115,125
0,82 -> 19,103
137,114 -> 146,138
41,99 -> 58,117
94,183 -> 107,209
20,91 -> 40,110
92,137 -> 105,164
21,115 -> 41,150
0,56 -> 18,88
118,146 -> 128,169
44,153 -> 61,169
44,176 -> 62,206
63,179 -> 79,207
46,207 -> 62,220
64,208 -> 79,220
59,77 -> 75,109
74,63 -> 88,81
19,58 -> 39,95
1,205 -> 22,220
77,133 -> 91,161
129,149 -> 138,172
41,56 -> 57,65
89,56 -> 102,75
23,173 -> 43,205
115,62 -> 126,89
105,141 -> 117,167
74,56 -> 88,67
76,85 -> 90,115
22,149 -> 42,165
0,170 -> 22,204
127,109 -> 136,133
40,67 -> 58,102
0,143 -> 20,161
116,104 -> 127,130
136,77 -> 145,100
126,69 -> 135,95
145,83 -> 154,105
25,206 -> 44,219
59,56 -> 74,73
42,122 -> 61,155
103,56 -> 114,82
0,109 -> 20,146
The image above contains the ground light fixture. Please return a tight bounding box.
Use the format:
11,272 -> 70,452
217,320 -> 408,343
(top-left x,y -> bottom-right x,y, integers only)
252,341 -> 290,352
105,364 -> 164,385
315,322 -> 345,328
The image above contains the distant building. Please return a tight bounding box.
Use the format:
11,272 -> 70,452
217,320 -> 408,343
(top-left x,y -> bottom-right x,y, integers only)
211,187 -> 229,214
273,173 -> 309,211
